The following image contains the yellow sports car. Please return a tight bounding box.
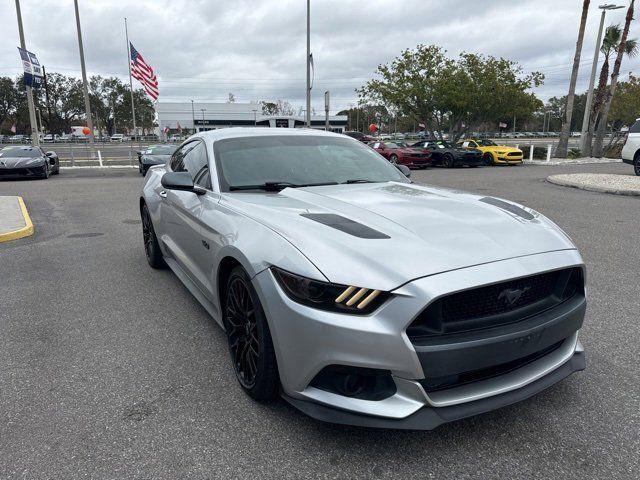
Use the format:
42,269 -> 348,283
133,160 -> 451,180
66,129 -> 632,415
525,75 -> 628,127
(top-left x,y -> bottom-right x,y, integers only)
457,139 -> 523,165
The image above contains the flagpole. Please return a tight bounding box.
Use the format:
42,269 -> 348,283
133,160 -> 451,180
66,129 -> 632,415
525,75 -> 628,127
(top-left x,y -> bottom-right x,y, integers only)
124,18 -> 137,140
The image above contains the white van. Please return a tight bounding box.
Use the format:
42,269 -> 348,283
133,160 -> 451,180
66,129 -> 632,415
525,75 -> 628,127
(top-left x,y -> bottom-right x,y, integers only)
621,118 -> 640,176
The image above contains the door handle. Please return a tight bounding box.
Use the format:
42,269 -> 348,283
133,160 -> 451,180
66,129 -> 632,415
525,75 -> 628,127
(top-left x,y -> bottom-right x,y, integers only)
159,190 -> 167,198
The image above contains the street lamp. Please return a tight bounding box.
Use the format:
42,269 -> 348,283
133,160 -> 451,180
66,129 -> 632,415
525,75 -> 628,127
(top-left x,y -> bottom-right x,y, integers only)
579,3 -> 625,152
200,108 -> 206,129
190,99 -> 195,133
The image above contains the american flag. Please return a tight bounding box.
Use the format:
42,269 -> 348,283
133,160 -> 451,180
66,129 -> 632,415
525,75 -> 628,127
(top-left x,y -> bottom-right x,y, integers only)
130,43 -> 159,101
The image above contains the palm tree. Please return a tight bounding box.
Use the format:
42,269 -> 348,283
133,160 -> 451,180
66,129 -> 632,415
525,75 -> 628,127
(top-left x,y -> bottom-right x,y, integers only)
593,0 -> 636,157
583,24 -> 638,156
557,0 -> 591,158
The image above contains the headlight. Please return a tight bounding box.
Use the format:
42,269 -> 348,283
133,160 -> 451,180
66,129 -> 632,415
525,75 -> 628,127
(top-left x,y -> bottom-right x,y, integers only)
271,267 -> 389,314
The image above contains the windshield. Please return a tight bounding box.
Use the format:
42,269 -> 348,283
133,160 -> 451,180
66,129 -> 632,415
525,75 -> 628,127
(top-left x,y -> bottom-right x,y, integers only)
0,147 -> 41,158
215,135 -> 409,191
145,145 -> 177,155
385,142 -> 406,149
478,139 -> 497,146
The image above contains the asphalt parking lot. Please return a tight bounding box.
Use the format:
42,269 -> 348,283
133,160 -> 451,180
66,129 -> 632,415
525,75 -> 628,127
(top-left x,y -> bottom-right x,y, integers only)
0,163 -> 638,479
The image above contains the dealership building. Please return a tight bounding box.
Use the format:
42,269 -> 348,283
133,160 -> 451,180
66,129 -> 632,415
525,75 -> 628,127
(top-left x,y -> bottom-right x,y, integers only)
155,102 -> 348,134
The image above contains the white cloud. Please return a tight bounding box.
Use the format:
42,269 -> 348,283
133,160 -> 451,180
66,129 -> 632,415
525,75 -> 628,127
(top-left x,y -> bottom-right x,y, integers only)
1,0 -> 636,112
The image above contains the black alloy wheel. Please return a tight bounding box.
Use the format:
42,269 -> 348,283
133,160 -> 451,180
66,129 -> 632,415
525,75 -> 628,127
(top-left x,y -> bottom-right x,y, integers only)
141,204 -> 165,268
443,153 -> 454,168
389,154 -> 398,164
224,266 -> 279,400
634,155 -> 640,176
483,153 -> 494,166
40,163 -> 49,179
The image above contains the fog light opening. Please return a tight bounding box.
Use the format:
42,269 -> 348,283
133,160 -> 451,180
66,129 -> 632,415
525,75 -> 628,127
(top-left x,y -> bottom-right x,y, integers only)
309,365 -> 396,401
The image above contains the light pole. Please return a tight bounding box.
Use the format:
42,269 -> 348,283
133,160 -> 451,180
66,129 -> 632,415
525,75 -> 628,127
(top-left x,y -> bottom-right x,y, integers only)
580,3 -> 624,152
74,0 -> 95,158
190,100 -> 195,133
14,0 -> 40,146
305,0 -> 311,128
36,108 -> 43,134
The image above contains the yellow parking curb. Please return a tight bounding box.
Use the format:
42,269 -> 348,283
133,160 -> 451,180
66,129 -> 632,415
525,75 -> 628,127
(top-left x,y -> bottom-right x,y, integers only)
0,197 -> 34,242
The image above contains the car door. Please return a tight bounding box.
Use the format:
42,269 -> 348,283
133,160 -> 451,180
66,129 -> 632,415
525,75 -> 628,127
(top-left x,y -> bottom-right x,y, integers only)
159,140 -> 209,284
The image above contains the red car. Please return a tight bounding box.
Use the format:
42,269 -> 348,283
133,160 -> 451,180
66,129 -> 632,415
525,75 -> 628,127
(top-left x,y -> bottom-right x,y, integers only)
368,141 -> 432,168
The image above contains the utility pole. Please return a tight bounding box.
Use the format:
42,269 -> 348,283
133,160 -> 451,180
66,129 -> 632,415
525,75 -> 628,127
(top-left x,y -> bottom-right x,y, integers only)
190,100 -> 195,133
580,4 -> 623,153
42,65 -> 52,132
324,91 -> 330,131
74,0 -> 95,158
305,0 -> 311,128
124,18 -> 137,141
14,0 -> 40,146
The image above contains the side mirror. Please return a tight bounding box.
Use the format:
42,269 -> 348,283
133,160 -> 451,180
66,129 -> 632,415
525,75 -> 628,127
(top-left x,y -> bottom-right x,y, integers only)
161,171 -> 206,195
45,151 -> 55,157
396,164 -> 411,178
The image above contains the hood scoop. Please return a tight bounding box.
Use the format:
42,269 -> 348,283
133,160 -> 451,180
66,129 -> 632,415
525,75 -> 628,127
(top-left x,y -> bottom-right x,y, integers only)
300,213 -> 390,239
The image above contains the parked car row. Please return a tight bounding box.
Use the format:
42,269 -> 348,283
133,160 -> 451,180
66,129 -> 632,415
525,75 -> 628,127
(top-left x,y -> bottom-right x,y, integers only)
364,138 -> 523,169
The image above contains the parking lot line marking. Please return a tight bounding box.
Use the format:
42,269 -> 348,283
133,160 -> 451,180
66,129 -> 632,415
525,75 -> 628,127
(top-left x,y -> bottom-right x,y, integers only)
0,196 -> 34,243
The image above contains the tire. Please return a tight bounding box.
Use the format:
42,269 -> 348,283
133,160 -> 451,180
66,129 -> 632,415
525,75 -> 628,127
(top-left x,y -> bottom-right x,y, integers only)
389,154 -> 398,164
483,153 -> 494,166
443,153 -> 454,168
223,266 -> 279,401
634,155 -> 640,176
40,163 -> 49,179
141,204 -> 166,269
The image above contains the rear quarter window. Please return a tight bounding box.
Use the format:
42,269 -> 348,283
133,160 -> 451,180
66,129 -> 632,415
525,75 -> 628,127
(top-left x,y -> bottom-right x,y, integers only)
629,121 -> 640,133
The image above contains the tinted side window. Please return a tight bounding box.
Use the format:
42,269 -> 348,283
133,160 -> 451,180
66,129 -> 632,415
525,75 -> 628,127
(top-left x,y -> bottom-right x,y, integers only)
629,121 -> 640,133
183,142 -> 210,188
170,143 -> 195,171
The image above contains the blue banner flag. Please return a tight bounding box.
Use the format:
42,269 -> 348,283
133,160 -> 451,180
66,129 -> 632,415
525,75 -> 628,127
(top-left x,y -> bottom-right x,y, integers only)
17,47 -> 43,89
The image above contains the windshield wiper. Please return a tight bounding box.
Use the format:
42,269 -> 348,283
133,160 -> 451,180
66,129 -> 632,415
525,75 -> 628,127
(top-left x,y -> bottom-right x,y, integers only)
229,181 -> 338,191
341,179 -> 379,184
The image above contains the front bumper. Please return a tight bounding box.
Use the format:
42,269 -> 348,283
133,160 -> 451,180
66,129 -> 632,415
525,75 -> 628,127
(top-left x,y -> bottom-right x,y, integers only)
495,154 -> 523,164
254,249 -> 586,429
0,164 -> 45,178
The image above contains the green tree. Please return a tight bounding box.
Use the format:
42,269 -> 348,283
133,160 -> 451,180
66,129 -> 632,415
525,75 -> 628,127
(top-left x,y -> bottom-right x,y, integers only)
0,77 -> 18,132
584,23 -> 639,156
609,74 -> 640,126
357,44 -> 543,141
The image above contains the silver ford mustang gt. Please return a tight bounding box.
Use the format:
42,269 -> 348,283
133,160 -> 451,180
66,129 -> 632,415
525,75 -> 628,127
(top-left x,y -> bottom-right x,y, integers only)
140,128 -> 586,429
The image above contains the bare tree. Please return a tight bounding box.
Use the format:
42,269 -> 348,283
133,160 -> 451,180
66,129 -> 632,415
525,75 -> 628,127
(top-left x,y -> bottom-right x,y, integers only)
593,0 -> 635,157
557,0 -> 591,158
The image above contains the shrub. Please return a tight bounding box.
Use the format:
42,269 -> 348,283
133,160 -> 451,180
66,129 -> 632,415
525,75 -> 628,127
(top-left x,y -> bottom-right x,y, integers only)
567,148 -> 582,159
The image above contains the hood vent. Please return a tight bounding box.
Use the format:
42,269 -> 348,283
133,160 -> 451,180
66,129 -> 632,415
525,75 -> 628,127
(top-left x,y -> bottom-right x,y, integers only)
479,197 -> 535,221
300,213 -> 390,239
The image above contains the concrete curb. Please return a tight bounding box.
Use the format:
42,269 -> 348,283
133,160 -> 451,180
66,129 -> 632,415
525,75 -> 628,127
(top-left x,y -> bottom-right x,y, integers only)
547,174 -> 640,197
526,158 -> 622,166
0,196 -> 34,243
61,165 -> 137,169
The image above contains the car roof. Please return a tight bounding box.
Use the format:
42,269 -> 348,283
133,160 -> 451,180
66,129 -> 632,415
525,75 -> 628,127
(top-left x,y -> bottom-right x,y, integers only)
191,127 -> 348,143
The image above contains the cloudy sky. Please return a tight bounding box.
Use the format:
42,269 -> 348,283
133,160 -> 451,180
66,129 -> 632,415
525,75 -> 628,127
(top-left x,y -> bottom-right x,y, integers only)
2,0 -> 638,113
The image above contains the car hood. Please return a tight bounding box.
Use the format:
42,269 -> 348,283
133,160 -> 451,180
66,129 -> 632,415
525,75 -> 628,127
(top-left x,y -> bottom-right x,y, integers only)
0,156 -> 45,168
141,154 -> 170,165
223,182 -> 575,291
483,145 -> 521,152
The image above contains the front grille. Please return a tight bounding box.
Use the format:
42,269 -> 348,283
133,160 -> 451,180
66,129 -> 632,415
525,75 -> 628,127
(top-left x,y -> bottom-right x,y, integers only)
507,151 -> 522,157
0,167 -> 40,177
407,267 -> 583,340
419,340 -> 564,392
